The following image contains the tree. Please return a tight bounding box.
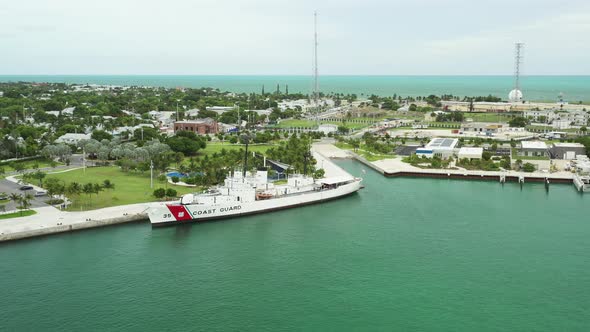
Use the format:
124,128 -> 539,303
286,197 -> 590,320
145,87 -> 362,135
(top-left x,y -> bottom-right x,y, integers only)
32,170 -> 46,186
93,183 -> 102,196
91,130 -> 113,141
508,116 -> 529,128
9,193 -> 22,209
482,151 -> 492,161
313,168 -> 325,179
153,188 -> 166,200
165,188 -> 177,199
102,179 -> 115,190
44,178 -> 65,199
83,183 -> 94,201
171,176 -> 180,184
66,182 -> 82,199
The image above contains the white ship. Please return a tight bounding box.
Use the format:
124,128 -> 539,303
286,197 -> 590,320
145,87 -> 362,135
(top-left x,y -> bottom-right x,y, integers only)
148,170 -> 362,227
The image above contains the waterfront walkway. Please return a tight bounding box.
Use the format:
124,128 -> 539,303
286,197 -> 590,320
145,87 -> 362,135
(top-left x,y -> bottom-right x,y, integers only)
0,202 -> 168,242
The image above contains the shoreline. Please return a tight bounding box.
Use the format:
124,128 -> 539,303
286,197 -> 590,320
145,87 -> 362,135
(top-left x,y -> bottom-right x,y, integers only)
0,148 -> 356,243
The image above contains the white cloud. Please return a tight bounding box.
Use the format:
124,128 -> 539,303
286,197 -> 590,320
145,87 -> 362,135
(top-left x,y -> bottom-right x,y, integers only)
0,0 -> 589,74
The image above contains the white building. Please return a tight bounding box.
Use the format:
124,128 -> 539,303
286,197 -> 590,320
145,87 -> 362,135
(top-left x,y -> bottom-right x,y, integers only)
518,141 -> 549,158
525,109 -> 589,127
55,133 -> 91,144
318,124 -> 338,135
458,147 -> 483,160
206,106 -> 234,114
185,109 -> 200,118
415,138 -> 458,159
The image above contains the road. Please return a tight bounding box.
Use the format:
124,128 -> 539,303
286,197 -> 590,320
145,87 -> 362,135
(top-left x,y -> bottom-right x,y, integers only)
0,179 -> 48,210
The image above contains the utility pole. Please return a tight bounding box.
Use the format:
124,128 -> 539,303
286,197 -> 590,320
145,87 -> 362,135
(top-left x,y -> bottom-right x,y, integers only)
237,104 -> 241,133
313,11 -> 319,126
150,160 -> 154,188
176,99 -> 180,121
83,146 -> 86,173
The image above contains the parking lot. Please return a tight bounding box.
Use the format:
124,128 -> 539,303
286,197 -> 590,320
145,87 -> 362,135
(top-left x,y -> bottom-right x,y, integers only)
0,179 -> 48,210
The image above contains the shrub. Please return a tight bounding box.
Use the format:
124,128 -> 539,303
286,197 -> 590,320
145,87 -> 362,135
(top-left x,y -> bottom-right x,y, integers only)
153,188 -> 166,199
523,163 -> 536,172
165,188 -> 177,198
171,176 -> 180,183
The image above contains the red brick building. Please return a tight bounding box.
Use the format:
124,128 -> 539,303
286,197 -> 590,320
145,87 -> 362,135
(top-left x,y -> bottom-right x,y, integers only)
174,118 -> 219,135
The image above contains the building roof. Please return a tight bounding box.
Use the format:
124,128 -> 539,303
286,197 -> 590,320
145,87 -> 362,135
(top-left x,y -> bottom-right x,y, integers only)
175,118 -> 216,125
552,143 -> 585,148
521,141 -> 548,150
426,138 -> 458,149
458,147 -> 483,157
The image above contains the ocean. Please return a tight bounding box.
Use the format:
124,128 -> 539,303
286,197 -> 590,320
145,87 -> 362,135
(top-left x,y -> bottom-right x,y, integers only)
0,160 -> 588,331
1,75 -> 589,102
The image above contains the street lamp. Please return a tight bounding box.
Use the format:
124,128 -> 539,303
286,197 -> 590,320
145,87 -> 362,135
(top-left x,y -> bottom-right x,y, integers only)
150,159 -> 154,188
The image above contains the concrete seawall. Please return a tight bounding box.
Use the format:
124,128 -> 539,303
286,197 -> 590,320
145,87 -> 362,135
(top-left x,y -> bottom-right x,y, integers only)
0,202 -> 165,243
0,212 -> 147,242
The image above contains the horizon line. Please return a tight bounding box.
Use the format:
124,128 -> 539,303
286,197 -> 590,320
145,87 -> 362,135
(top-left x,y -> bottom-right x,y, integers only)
1,74 -> 590,77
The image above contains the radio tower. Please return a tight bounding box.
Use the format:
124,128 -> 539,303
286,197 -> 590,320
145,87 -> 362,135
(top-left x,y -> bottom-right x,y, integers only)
509,42 -> 524,102
313,11 -> 320,124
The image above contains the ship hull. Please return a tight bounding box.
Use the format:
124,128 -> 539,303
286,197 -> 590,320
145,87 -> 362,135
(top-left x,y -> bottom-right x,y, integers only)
149,179 -> 361,227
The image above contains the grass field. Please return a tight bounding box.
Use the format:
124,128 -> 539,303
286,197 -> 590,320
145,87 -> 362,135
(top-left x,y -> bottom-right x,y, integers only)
464,113 -> 513,123
0,158 -> 62,173
335,142 -> 396,162
44,167 -> 198,211
198,143 -> 276,157
0,210 -> 36,220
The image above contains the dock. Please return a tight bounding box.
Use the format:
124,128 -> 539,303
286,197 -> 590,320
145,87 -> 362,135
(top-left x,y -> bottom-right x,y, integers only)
318,143 -> 581,186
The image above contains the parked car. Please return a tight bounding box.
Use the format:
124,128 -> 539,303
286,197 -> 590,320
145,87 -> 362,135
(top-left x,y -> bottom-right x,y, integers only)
19,185 -> 34,191
34,190 -> 47,197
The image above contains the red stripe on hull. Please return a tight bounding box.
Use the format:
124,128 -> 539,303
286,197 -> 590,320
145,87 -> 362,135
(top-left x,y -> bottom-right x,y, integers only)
153,190 -> 359,227
166,204 -> 193,221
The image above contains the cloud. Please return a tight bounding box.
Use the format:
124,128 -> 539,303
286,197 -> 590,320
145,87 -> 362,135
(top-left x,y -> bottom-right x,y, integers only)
0,0 -> 589,74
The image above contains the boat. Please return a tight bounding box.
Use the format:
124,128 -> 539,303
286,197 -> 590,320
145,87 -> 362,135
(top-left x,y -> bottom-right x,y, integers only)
148,170 -> 362,227
573,173 -> 590,192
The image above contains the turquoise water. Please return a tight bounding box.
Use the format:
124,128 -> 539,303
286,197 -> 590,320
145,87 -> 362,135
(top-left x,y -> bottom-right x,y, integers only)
0,160 -> 589,331
1,75 -> 589,101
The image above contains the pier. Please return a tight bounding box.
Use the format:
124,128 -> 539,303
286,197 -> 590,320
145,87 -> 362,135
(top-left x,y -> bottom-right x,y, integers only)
319,143 -> 579,186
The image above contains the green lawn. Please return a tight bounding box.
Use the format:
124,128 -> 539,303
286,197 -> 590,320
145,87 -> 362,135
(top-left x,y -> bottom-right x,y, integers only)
0,210 -> 36,220
335,142 -> 395,161
275,119 -> 317,128
0,158 -> 63,173
44,167 -> 198,211
197,143 -> 276,157
464,113 -> 512,123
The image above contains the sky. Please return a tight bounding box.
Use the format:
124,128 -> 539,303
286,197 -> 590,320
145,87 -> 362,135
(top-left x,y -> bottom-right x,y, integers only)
1,0 -> 589,75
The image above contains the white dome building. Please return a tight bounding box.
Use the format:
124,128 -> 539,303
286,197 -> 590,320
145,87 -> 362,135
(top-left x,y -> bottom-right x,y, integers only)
509,89 -> 523,102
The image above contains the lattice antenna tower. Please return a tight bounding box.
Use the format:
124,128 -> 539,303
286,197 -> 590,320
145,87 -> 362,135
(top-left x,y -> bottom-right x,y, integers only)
514,43 -> 524,93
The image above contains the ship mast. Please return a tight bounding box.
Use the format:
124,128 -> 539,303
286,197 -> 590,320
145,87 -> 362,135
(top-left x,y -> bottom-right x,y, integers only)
313,11 -> 319,126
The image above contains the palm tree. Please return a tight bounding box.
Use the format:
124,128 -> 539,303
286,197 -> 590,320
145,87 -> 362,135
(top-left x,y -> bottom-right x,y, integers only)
9,193 -> 21,208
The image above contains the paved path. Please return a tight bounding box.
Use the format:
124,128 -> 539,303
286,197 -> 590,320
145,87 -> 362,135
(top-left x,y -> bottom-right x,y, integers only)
0,201 -> 172,242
